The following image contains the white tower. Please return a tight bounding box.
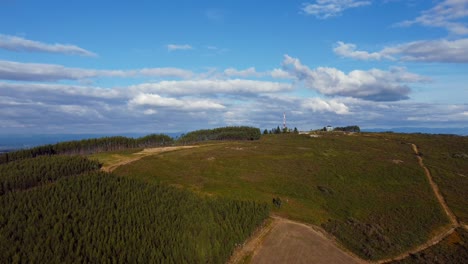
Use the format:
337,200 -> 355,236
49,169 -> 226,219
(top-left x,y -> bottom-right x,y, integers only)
283,112 -> 286,129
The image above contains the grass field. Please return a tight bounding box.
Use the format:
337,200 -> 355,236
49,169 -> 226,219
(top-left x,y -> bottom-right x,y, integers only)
112,133 -> 453,260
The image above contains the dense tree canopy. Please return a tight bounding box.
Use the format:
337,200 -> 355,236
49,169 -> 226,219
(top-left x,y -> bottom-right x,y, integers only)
0,134 -> 173,164
0,156 -> 269,263
177,126 -> 261,144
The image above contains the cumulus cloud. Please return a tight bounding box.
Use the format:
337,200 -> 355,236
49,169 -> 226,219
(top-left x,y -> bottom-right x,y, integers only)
0,60 -> 193,81
128,93 -> 225,111
302,0 -> 371,19
301,97 -> 350,114
167,44 -> 193,51
334,39 -> 468,63
0,34 -> 96,57
131,79 -> 293,96
395,0 -> 468,35
334,41 -> 394,60
282,55 -> 429,101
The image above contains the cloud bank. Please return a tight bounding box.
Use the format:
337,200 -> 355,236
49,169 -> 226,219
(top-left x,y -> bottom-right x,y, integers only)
0,34 -> 96,57
282,55 -> 429,101
334,39 -> 468,63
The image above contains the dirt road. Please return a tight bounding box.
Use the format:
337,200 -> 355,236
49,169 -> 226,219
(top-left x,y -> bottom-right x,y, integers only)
230,216 -> 367,264
411,144 -> 458,226
378,144 -> 461,263
101,146 -> 198,172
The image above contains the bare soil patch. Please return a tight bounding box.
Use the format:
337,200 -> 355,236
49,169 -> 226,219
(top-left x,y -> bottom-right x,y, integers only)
233,216 -> 366,264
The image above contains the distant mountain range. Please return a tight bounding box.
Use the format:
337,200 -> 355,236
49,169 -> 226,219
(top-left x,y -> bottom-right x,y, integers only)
362,127 -> 468,136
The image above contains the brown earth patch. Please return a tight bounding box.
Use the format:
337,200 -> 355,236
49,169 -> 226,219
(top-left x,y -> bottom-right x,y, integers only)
230,216 -> 366,264
101,146 -> 198,172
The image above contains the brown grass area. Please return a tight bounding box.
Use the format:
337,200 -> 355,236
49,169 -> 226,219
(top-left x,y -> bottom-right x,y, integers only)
231,216 -> 367,264
101,146 -> 198,172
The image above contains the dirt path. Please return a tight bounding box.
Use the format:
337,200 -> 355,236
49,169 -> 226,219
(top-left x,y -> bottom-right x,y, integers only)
229,216 -> 367,264
101,146 -> 198,172
410,144 -> 458,226
378,144 -> 461,263
378,227 -> 457,263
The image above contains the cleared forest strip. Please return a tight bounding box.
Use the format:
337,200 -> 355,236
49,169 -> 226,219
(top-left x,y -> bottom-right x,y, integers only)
101,146 -> 198,172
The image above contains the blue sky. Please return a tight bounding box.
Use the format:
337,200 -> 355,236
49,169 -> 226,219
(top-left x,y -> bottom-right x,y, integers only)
0,0 -> 467,134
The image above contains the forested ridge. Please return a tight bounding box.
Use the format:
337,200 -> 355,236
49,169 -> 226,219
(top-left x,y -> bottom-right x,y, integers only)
0,134 -> 173,164
177,126 -> 261,144
0,156 -> 269,263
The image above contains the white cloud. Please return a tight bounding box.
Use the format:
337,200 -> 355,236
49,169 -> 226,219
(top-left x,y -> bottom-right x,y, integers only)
282,55 -> 429,101
335,39 -> 468,63
0,34 -> 97,57
334,41 -> 394,60
381,38 -> 468,63
395,0 -> 468,35
301,97 -> 350,114
131,79 -> 293,95
223,67 -> 262,77
167,44 -> 193,51
129,93 -> 225,111
270,68 -> 294,79
302,0 -> 371,19
0,60 -> 193,81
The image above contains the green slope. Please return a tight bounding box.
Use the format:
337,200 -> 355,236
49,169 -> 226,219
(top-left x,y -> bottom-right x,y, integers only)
114,133 -> 455,260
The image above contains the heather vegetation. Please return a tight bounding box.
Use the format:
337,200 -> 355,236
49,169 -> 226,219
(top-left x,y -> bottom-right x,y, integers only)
392,228 -> 468,264
115,132 -> 454,260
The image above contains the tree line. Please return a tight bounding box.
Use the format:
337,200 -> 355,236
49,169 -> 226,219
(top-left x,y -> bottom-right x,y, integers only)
177,126 -> 261,144
0,156 -> 269,263
0,134 -> 173,164
324,125 -> 361,132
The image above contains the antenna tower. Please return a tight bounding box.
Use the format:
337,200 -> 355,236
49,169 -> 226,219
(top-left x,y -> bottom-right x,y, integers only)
283,112 -> 286,129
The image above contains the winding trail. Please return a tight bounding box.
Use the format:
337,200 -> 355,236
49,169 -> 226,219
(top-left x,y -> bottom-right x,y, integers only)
410,144 -> 458,226
378,143 -> 461,263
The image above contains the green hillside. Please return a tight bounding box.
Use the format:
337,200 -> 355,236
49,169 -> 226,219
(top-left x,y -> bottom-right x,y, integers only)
114,132 -> 467,260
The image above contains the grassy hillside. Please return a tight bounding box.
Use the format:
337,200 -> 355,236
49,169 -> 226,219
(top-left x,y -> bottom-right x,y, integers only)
114,132 -> 455,260
0,157 -> 269,263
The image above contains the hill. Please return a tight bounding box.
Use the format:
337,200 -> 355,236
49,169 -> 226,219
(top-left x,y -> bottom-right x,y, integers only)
113,132 -> 468,261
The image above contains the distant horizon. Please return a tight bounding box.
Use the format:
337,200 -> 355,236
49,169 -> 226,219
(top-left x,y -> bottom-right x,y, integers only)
1,126 -> 467,152
1,1 -> 467,134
